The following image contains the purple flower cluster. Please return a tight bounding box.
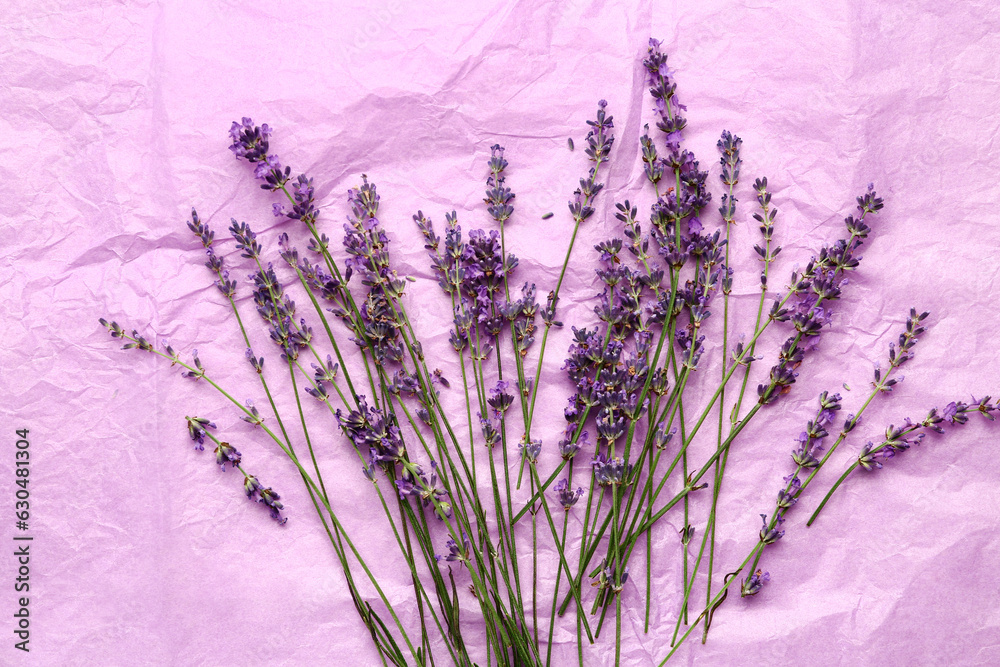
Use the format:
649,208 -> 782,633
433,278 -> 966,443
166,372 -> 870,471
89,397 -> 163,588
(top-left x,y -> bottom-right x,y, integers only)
857,423 -> 926,470
336,394 -> 454,513
741,570 -> 770,597
244,476 -> 287,525
790,392 -> 842,469
340,396 -> 451,518
743,391 -> 842,597
180,348 -> 206,379
593,558 -> 630,595
568,101 -> 614,225
340,176 -> 413,366
228,117 -> 291,192
244,256 -> 308,363
186,416 -> 216,450
718,131 -> 742,220
638,41 -> 733,380
437,532 -> 470,564
756,185 -> 882,406
214,441 -> 242,469
336,395 -> 406,465
592,453 -> 632,487
557,230 -> 663,476
187,209 -> 238,299
555,478 -> 583,510
396,461 -> 451,520
488,380 -> 514,419
463,228 -> 516,339
184,416 -> 286,524
484,144 -> 514,224
414,148 -> 537,371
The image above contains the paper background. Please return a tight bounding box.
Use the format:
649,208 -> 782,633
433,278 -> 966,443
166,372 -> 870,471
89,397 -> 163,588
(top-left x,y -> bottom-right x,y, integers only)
2,0 -> 999,664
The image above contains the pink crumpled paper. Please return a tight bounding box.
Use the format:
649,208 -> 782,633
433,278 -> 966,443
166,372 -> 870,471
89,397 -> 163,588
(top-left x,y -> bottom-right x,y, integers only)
2,0 -> 999,664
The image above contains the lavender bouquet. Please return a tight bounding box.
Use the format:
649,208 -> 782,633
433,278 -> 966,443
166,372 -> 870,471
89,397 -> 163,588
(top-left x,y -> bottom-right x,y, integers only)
99,39 -> 996,666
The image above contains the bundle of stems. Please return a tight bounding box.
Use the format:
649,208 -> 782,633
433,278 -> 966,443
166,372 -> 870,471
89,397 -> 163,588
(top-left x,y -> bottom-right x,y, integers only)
98,39 -> 991,666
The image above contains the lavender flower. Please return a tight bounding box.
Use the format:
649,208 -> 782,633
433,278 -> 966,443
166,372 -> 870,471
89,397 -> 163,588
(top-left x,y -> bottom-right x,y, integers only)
214,441 -> 242,469
186,416 -> 216,450
244,475 -> 288,524
243,474 -> 262,499
240,399 -> 264,427
437,532 -> 470,564
519,439 -> 542,464
741,569 -> 770,597
592,454 -> 631,487
488,380 -> 514,418
790,392 -> 841,468
228,117 -> 271,162
396,462 -> 451,520
180,349 -> 206,379
484,144 -> 515,224
258,487 -> 288,525
337,396 -> 406,463
593,560 -> 630,594
758,514 -> 784,544
810,398 -> 996,526
555,478 -> 584,511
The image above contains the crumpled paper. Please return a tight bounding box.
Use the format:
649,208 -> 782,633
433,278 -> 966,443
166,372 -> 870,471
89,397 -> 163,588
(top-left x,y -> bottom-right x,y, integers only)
2,0 -> 999,664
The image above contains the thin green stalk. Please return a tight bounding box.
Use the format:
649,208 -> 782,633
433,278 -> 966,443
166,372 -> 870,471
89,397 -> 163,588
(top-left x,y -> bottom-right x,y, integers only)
524,153 -> 607,439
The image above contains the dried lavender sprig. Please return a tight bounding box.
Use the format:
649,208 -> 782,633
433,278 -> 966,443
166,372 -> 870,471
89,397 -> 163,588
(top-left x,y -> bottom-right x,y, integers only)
186,417 -> 288,524
184,210 -> 308,490
544,95 -> 676,636
277,233 -> 364,407
410,230 -> 541,649
272,241 -> 464,663
469,156 -> 534,619
582,45 -> 713,637
693,174 -> 776,640
808,396 -> 994,526
342,181 -> 491,529
738,391 -> 842,597
230,220 -> 350,512
297,352 -> 469,666
413,211 -> 481,486
483,144 -> 581,653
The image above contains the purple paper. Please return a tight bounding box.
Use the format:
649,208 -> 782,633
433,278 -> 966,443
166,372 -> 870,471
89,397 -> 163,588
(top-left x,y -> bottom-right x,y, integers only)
3,1 -> 999,664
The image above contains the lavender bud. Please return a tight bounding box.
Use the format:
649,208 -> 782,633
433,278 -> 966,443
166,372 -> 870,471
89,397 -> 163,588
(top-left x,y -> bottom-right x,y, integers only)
741,570 -> 770,597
